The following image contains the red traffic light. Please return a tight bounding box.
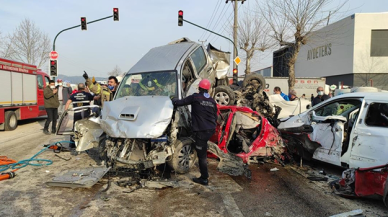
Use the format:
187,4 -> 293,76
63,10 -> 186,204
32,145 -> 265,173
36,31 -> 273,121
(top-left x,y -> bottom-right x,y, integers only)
51,61 -> 56,65
81,18 -> 85,21
233,68 -> 238,74
113,8 -> 119,21
178,10 -> 183,16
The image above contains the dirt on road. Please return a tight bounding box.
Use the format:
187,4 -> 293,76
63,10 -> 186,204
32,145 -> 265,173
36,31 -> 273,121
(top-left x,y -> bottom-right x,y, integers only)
1,119 -> 387,217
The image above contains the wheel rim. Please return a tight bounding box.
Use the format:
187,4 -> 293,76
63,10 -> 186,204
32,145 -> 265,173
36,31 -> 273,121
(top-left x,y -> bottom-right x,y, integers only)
178,144 -> 192,169
215,91 -> 230,105
9,114 -> 17,128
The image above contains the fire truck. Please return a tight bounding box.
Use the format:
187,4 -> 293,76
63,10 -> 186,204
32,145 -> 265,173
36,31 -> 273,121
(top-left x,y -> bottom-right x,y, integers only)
0,58 -> 50,131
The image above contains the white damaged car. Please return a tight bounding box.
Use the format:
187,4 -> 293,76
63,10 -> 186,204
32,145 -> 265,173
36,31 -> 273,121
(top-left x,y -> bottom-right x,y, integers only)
278,92 -> 388,168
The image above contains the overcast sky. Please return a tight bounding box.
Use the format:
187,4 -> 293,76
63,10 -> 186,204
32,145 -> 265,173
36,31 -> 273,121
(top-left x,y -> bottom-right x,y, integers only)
0,0 -> 387,78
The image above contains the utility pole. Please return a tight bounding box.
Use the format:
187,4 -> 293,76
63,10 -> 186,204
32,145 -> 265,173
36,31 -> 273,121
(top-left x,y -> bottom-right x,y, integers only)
198,39 -> 207,46
226,0 -> 244,82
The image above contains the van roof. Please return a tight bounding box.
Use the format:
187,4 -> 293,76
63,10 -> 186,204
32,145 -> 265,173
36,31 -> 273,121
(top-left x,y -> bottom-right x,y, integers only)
127,41 -> 198,74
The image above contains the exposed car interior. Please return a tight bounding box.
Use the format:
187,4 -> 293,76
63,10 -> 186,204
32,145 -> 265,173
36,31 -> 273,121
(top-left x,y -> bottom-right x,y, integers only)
226,111 -> 262,154
365,103 -> 388,127
312,99 -> 363,155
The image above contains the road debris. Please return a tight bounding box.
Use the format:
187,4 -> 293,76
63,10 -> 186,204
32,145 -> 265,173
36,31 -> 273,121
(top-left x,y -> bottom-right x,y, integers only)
329,209 -> 364,217
270,167 -> 279,172
330,164 -> 388,207
46,166 -> 111,188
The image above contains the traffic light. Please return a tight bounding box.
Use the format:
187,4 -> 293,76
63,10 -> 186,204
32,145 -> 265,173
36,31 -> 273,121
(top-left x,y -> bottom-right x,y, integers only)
50,60 -> 58,77
178,10 -> 183,26
81,17 -> 87,30
233,68 -> 238,75
113,8 -> 119,21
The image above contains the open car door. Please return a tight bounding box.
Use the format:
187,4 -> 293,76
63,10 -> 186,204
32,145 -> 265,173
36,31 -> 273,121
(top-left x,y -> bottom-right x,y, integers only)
57,109 -> 75,135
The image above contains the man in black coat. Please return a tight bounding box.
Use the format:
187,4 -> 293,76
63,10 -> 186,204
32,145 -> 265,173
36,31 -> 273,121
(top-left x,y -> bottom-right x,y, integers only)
172,79 -> 217,186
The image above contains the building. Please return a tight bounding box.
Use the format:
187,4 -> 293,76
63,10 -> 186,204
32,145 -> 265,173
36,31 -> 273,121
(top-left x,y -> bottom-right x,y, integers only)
252,66 -> 273,77
273,12 -> 388,90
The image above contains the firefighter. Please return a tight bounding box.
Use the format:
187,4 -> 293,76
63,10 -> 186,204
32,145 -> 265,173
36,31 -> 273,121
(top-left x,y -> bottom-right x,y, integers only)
83,72 -> 118,106
171,79 -> 217,186
138,74 -> 164,95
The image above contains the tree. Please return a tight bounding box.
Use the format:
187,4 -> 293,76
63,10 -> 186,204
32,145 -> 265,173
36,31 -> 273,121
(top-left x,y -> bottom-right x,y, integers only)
108,65 -> 122,77
5,19 -> 51,68
238,12 -> 273,75
0,31 -> 14,59
259,0 -> 347,89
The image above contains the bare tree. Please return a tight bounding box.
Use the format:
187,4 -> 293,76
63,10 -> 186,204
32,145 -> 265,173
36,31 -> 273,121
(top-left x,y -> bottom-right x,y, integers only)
0,31 -> 15,59
108,65 -> 122,77
6,19 -> 51,68
259,0 -> 347,89
238,13 -> 273,75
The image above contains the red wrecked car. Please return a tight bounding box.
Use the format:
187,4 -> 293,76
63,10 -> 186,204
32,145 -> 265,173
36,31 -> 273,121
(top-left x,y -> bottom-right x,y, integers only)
209,105 -> 285,164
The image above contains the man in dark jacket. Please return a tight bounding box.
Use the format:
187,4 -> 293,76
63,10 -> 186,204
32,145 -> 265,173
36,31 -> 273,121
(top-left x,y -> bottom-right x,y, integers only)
172,79 -> 217,186
43,80 -> 60,135
312,86 -> 330,106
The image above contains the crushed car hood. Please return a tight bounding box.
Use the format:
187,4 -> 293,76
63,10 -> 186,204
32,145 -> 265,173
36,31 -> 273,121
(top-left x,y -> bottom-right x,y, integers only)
100,96 -> 174,138
207,43 -> 230,79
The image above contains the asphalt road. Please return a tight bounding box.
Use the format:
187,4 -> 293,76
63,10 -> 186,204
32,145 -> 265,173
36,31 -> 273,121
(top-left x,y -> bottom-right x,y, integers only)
0,119 -> 387,217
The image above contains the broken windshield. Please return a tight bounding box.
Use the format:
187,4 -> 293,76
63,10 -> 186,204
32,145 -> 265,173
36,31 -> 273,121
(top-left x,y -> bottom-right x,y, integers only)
116,71 -> 178,98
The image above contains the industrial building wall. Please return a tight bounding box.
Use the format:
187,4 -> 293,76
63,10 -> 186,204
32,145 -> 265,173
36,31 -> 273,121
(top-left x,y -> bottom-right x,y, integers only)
295,15 -> 355,77
353,13 -> 388,75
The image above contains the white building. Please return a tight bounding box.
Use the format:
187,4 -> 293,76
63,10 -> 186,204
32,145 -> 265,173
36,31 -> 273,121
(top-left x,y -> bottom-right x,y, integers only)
294,12 -> 388,90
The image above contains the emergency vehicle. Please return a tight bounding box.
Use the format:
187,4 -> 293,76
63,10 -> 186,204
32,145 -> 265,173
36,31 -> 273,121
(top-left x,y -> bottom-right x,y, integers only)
0,58 -> 50,131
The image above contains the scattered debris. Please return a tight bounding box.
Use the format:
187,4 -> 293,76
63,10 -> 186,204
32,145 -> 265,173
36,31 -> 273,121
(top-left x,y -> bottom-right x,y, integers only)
46,166 -> 111,188
54,154 -> 71,161
307,176 -> 328,181
270,167 -> 279,172
329,209 -> 364,217
265,212 -> 273,216
331,164 -> 388,207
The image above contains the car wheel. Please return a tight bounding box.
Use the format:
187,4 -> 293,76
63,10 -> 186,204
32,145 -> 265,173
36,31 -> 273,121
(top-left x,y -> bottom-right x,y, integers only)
242,73 -> 266,92
168,138 -> 197,174
4,111 -> 18,131
214,85 -> 235,106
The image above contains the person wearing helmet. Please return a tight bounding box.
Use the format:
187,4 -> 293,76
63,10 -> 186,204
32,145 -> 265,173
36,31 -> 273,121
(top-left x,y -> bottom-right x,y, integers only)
138,74 -> 164,95
171,79 -> 217,186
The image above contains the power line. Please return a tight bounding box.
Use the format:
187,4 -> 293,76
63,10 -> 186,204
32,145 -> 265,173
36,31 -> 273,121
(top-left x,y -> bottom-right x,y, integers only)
199,0 -> 222,41
205,3 -> 228,41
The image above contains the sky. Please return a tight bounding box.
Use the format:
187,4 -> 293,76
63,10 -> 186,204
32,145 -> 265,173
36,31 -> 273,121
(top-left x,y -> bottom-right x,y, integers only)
0,0 -> 387,78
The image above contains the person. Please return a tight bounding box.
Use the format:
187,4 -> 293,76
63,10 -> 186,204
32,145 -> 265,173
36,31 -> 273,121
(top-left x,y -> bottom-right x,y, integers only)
43,80 -> 60,135
312,86 -> 330,106
57,79 -> 72,116
83,72 -> 118,106
289,90 -> 298,101
171,79 -> 217,186
65,83 -> 94,148
138,74 -> 164,95
310,94 -> 314,102
274,86 -> 289,101
301,94 -> 306,99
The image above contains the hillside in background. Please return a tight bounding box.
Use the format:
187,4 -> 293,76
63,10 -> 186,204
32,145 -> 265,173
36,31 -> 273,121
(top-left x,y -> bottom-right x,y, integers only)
56,75 -> 107,84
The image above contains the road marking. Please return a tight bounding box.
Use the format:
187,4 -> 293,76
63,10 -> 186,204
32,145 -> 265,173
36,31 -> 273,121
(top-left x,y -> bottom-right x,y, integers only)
222,193 -> 244,217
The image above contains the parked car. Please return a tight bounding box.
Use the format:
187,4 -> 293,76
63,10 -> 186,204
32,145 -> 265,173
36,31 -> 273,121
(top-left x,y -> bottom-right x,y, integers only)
278,92 -> 388,168
209,105 -> 285,164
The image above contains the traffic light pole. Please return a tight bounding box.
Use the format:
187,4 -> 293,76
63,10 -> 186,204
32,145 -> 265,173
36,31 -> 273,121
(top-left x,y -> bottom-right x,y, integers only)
52,15 -> 113,51
183,19 -> 238,85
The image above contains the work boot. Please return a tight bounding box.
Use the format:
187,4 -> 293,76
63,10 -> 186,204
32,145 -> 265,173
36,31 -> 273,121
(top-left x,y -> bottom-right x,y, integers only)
43,129 -> 51,135
51,128 -> 56,134
192,177 -> 208,186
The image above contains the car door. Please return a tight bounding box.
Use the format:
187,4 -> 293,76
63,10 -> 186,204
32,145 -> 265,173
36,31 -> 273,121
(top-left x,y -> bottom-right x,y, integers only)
309,99 -> 362,166
36,74 -> 46,116
349,100 -> 388,168
56,108 -> 75,135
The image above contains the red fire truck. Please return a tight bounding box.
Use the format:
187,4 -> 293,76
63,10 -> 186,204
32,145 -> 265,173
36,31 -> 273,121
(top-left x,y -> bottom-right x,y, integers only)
0,58 -> 50,131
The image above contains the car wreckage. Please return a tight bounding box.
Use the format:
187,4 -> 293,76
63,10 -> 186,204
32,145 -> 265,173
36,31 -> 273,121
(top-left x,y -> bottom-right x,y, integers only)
56,38 -> 284,179
278,92 -> 388,169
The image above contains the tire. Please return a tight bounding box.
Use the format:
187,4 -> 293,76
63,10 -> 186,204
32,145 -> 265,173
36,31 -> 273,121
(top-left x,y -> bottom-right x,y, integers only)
242,73 -> 266,92
214,85 -> 235,106
4,111 -> 18,131
168,138 -> 197,174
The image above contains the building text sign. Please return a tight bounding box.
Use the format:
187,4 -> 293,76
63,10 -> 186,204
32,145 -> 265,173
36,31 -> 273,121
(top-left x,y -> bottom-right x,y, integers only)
307,43 -> 332,60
